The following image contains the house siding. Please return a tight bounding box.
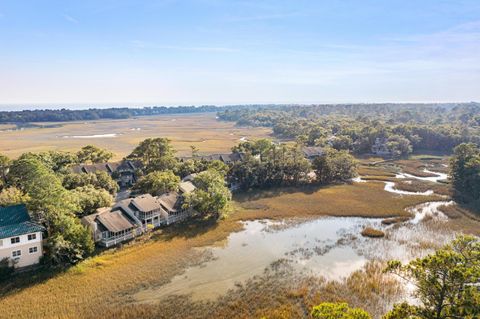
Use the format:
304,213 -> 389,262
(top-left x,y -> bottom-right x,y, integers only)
0,231 -> 43,268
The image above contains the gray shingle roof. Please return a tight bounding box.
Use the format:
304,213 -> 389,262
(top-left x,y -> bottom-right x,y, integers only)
131,194 -> 161,212
0,205 -> 45,239
97,211 -> 135,233
157,192 -> 182,213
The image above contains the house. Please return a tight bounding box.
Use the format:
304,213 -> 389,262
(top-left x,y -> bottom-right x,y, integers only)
181,173 -> 198,182
371,138 -> 392,156
179,181 -> 196,194
81,207 -> 142,247
157,191 -> 194,224
179,152 -> 245,165
0,204 -> 45,268
303,146 -> 324,160
71,159 -> 142,188
85,191 -> 195,246
113,194 -> 168,229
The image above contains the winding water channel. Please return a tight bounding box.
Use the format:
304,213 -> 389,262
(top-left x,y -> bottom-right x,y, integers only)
134,169 -> 455,303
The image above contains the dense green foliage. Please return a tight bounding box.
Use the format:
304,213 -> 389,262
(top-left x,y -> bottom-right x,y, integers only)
62,171 -> 119,195
313,148 -> 357,184
70,186 -> 113,216
450,143 -> 480,205
7,157 -> 94,265
133,170 -> 180,196
127,137 -> 178,173
0,105 -> 220,123
184,170 -> 231,218
0,187 -> 30,206
218,103 -> 480,155
0,258 -> 14,281
76,145 -> 113,164
0,154 -> 10,188
229,139 -> 311,189
17,151 -> 78,173
384,235 -> 480,319
311,302 -> 372,319
228,139 -> 356,189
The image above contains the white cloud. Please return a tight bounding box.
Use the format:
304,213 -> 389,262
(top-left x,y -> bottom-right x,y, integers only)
63,14 -> 79,24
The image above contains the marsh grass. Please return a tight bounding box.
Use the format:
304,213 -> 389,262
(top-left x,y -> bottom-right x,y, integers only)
93,261 -> 402,319
233,182 -> 442,220
0,161 -> 454,319
394,179 -> 452,196
381,217 -> 411,225
0,113 -> 272,159
361,227 -> 385,238
437,204 -> 480,236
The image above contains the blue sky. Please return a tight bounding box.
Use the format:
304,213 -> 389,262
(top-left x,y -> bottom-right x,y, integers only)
0,0 -> 479,108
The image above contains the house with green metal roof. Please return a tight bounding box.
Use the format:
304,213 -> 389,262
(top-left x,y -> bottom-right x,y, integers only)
0,204 -> 45,268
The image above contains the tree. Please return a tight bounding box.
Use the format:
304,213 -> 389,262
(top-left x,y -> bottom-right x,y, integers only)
127,138 -> 178,172
0,257 -> 14,281
18,151 -> 77,172
190,145 -> 199,158
386,135 -> 412,157
311,302 -> 371,319
184,169 -> 231,218
313,148 -> 357,184
70,185 -> 113,216
0,187 -> 30,207
133,170 -> 180,196
207,160 -> 229,177
450,143 -> 480,204
46,213 -> 95,265
8,157 -> 94,265
94,171 -> 119,195
62,171 -> 119,195
0,154 -> 11,187
330,135 -> 353,151
176,159 -> 201,178
384,235 -> 480,319
77,145 -> 113,164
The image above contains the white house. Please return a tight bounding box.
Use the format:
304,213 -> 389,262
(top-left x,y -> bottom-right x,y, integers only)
0,204 -> 45,268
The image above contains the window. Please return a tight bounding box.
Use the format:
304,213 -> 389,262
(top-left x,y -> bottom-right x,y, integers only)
10,237 -> 20,244
29,247 -> 38,254
0,239 -> 3,247
12,250 -> 21,258
28,233 -> 37,241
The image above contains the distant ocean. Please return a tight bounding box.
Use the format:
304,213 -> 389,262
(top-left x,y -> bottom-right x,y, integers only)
0,104 -> 172,111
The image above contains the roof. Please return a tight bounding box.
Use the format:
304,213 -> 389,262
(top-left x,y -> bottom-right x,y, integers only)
179,181 -> 196,194
82,207 -> 136,233
157,192 -> 182,213
131,194 -> 161,212
303,146 -> 324,158
97,211 -> 135,233
0,205 -> 44,239
0,204 -> 30,226
179,153 -> 244,164
182,173 -> 198,182
70,160 -> 142,175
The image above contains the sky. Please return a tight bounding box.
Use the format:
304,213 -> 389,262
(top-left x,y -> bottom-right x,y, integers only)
0,0 -> 479,109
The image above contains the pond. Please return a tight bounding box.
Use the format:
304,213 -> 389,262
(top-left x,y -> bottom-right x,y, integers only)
134,206 -> 453,303
133,168 -> 455,304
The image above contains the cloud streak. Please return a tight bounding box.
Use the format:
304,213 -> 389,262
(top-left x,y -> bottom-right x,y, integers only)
63,14 -> 79,24
131,40 -> 237,52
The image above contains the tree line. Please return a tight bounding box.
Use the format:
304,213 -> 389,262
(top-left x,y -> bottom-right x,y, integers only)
0,140 -> 233,267
0,105 -> 220,123
218,103 -> 480,156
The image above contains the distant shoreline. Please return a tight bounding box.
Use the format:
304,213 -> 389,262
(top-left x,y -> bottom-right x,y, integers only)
0,102 -> 478,124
